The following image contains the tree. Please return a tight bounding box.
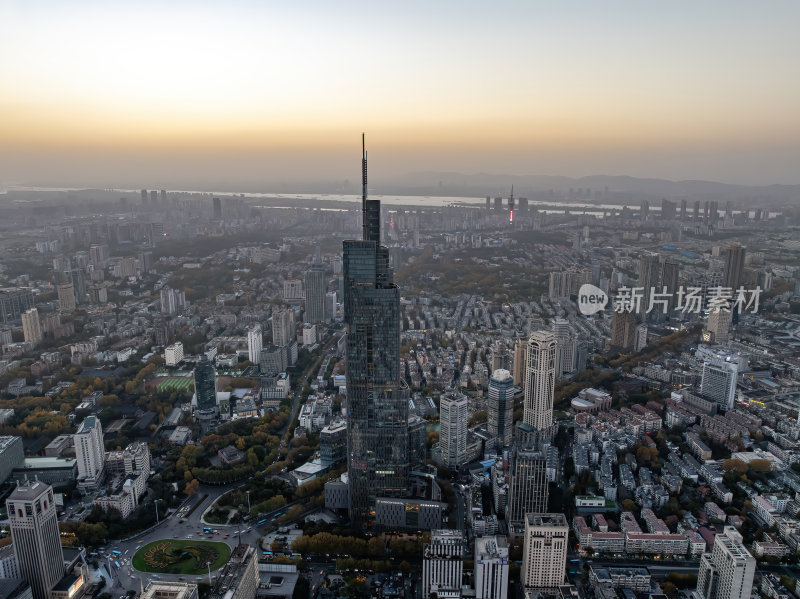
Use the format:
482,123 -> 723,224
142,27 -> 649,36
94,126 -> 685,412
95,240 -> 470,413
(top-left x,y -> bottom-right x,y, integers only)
722,458 -> 748,474
184,479 -> 200,496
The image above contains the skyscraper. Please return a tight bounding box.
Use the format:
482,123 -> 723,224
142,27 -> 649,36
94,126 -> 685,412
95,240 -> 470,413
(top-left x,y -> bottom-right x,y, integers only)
344,135 -> 409,529
475,536 -> 509,599
610,311 -> 637,351
553,318 -> 573,378
194,356 -> 217,415
272,309 -> 295,346
423,530 -> 465,598
512,338 -> 527,387
700,358 -> 738,411
521,513 -> 568,590
74,415 -> 105,493
707,309 -> 731,345
304,263 -> 326,324
523,331 -> 557,432
7,480 -> 65,599
247,324 -> 262,363
697,527 -> 755,599
723,243 -> 746,291
56,283 -> 76,312
21,308 -> 42,346
488,369 -> 514,447
638,253 -> 661,318
506,447 -> 549,522
437,391 -> 468,469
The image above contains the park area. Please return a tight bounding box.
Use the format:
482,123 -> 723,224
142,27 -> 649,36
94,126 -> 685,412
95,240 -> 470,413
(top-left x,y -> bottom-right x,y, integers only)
132,539 -> 231,575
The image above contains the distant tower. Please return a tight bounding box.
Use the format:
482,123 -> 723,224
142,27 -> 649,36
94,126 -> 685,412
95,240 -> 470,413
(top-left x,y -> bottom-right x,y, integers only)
488,369 -> 514,447
247,324 -> 263,363
272,309 -> 295,347
212,197 -> 222,220
56,283 -> 76,312
610,311 -> 637,351
723,243 -> 746,291
304,263 -> 326,324
160,189 -> 167,203
523,331 -> 557,431
7,480 -> 65,599
438,391 -> 468,469
508,185 -> 514,224
638,253 -> 661,318
74,415 -> 105,493
140,189 -> 148,205
194,356 -> 217,415
21,308 -> 42,346
149,190 -> 158,205
512,338 -> 528,387
707,309 -> 731,345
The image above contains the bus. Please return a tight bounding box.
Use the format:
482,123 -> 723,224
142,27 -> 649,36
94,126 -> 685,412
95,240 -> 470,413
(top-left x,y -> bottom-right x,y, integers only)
114,560 -> 120,569
256,519 -> 269,526
111,550 -> 121,557
203,528 -> 212,533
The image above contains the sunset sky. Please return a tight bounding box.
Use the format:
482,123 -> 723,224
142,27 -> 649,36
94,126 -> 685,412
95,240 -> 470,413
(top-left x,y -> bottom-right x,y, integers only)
1,0 -> 799,188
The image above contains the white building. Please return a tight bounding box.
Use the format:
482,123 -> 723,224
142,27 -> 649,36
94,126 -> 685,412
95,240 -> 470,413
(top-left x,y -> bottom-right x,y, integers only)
524,331 -> 557,431
700,358 -> 738,411
522,513 -> 568,590
74,415 -> 105,493
247,324 -> 262,363
696,527 -> 755,599
475,535 -> 509,599
438,391 -> 468,469
272,309 -> 295,346
21,308 -> 42,346
165,342 -> 184,366
302,323 -> 317,346
423,529 -> 465,598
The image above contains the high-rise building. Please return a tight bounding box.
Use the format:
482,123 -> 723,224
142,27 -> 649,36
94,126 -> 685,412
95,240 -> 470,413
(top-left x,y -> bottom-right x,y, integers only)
523,331 -> 557,431
344,135 -> 409,529
661,258 -> 680,318
548,271 -> 572,299
164,341 -> 184,366
194,356 -> 217,415
475,536 -> 509,599
56,283 -> 76,312
638,253 -> 661,318
553,318 -> 573,378
723,243 -> 746,292
160,286 -> 186,315
212,197 -> 222,219
75,415 -> 105,492
324,291 -> 337,322
512,338 -> 527,387
7,480 -> 64,599
423,529 -> 465,598
304,263 -> 326,324
610,311 -> 637,351
21,308 -> 42,346
506,447 -> 549,523
488,369 -> 514,447
246,324 -> 262,363
696,527 -> 755,599
0,288 -> 35,324
272,309 -> 295,347
437,391 -> 468,469
283,280 -> 304,302
707,309 -> 731,345
700,358 -> 738,411
521,513 -> 568,590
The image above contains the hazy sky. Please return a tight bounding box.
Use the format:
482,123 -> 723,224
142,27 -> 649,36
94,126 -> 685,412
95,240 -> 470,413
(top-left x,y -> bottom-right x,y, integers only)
1,0 -> 799,188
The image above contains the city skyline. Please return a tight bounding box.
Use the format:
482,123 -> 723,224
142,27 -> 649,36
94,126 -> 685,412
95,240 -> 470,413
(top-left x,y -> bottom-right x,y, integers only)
2,1 -> 800,187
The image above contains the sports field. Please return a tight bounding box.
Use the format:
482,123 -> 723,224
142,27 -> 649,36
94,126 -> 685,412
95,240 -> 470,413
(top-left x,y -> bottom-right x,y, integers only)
156,377 -> 194,394
132,539 -> 231,575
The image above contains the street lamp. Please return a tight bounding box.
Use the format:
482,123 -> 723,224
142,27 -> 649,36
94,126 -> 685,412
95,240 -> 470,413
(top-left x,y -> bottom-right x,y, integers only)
154,498 -> 162,524
246,490 -> 251,515
207,560 -> 212,586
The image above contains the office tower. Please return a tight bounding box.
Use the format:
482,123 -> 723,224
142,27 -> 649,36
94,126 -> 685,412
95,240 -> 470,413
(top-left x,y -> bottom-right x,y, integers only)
21,308 -> 42,346
208,544 -> 258,599
194,356 -> 217,414
141,189 -> 148,204
638,253 -> 661,318
150,190 -> 158,204
697,527 -> 755,599
521,513 -> 568,590
694,200 -> 701,219
0,437 -> 24,484
680,199 -> 687,220
272,309 -> 295,346
247,324 -> 262,363
56,283 -> 76,312
324,291 -> 337,322
160,286 -> 186,315
259,346 -> 285,377
304,263 -> 326,324
553,318 -> 573,378
707,309 -> 731,345
212,197 -> 222,219
141,582 -> 198,599
640,200 -> 649,220
523,331 -> 557,431
661,198 -> 677,220
7,481 -> 64,599
513,338 -> 527,387
344,135 -> 409,529
283,279 -> 304,302
635,323 -> 648,351
475,536 -> 509,599
422,530 -> 465,598
69,268 -> 87,304
701,359 -> 738,411
0,288 -> 35,324
488,369 -> 514,447
660,258 -> 680,318
75,415 -> 105,492
89,244 -> 108,268
160,189 -> 167,203
723,243 -> 746,291
438,391 -> 468,469
506,447 -> 549,523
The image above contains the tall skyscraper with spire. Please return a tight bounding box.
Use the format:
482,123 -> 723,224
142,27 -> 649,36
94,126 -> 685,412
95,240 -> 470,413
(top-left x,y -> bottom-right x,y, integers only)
344,135 -> 409,529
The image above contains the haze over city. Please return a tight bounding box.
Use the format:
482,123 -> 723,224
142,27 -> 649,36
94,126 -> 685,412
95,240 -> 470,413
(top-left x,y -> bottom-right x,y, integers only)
2,0 -> 800,189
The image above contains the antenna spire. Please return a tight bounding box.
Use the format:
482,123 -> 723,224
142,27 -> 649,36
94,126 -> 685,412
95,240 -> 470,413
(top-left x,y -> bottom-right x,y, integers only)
362,133 -> 368,240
